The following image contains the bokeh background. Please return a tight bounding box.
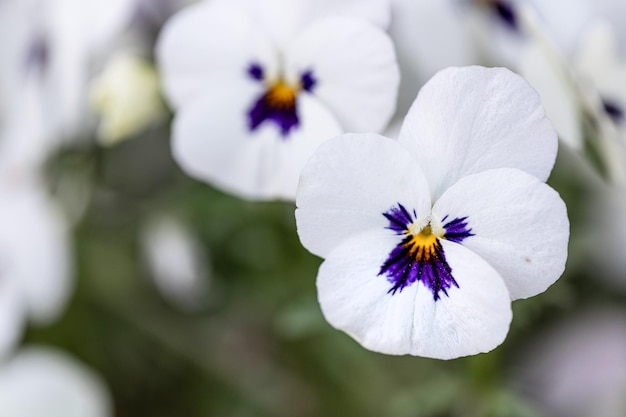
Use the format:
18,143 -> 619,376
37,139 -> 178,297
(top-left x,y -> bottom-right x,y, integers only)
1,0 -> 626,416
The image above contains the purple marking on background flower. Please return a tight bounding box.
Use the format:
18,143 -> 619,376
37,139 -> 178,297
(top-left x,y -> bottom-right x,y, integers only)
442,215 -> 474,243
378,204 -> 474,300
602,98 -> 624,124
245,63 -> 318,137
247,63 -> 264,81
493,1 -> 518,31
25,34 -> 50,74
301,70 -> 316,92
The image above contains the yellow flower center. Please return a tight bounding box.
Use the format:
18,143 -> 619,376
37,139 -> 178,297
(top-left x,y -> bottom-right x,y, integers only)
265,80 -> 298,108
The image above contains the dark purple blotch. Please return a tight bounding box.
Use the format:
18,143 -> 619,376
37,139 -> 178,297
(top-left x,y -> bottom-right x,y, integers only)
378,204 -> 474,301
246,62 -> 318,137
492,1 -> 518,31
602,98 -> 625,124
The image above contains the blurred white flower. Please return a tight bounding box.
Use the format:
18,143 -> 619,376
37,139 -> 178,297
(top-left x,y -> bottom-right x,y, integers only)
520,18 -> 626,182
156,0 -> 399,200
388,0 -> 595,127
296,66 -> 568,359
141,215 -> 209,311
0,0 -> 136,154
0,346 -> 112,417
0,175 -> 73,357
513,310 -> 626,417
90,52 -> 166,146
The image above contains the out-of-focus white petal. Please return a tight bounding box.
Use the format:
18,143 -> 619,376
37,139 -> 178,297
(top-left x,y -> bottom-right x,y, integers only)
172,82 -> 342,200
399,66 -> 558,200
0,182 -> 73,324
156,0 -> 277,109
296,133 -> 431,258
433,168 -> 569,300
0,278 -> 24,360
514,310 -> 626,417
519,39 -> 583,148
141,215 -> 209,311
0,346 -> 112,417
389,0 -> 474,118
214,0 -> 390,49
285,16 -> 399,133
317,231 -> 511,359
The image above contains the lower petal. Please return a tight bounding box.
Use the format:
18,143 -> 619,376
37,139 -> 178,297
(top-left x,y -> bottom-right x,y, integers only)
173,84 -> 342,200
317,230 -> 512,359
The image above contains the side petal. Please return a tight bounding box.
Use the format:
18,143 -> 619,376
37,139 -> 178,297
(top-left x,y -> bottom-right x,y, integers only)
317,231 -> 512,359
172,84 -> 342,201
285,17 -> 399,133
296,133 -> 431,258
399,66 -> 558,200
432,168 -> 569,300
156,0 -> 277,109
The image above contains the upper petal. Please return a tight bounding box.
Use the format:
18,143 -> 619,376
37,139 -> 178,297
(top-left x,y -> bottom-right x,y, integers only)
296,133 -> 431,258
432,168 -> 569,300
156,0 -> 277,109
317,230 -> 512,359
213,0 -> 391,49
285,16 -> 399,133
399,66 -> 558,200
172,82 -> 342,201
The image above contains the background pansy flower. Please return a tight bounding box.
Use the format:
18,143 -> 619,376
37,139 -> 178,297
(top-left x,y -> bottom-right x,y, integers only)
296,66 -> 569,359
156,0 -> 399,200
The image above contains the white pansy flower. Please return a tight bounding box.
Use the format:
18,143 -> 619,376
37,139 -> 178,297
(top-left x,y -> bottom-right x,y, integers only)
156,0 -> 399,200
296,66 -> 569,359
90,51 -> 165,146
0,346 -> 112,417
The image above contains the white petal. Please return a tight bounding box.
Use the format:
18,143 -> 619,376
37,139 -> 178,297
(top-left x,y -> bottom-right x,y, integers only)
141,215 -> 209,311
215,0 -> 390,49
399,66 -> 558,200
156,0 -> 277,109
172,83 -> 342,201
0,278 -> 24,360
296,133 -> 431,258
0,346 -> 112,417
285,17 -> 399,133
432,168 -> 569,300
0,182 -> 73,324
389,0 -> 475,117
519,41 -> 583,148
317,231 -> 512,359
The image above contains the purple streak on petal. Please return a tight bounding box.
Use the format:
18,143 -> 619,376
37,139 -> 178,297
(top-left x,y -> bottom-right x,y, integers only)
382,203 -> 415,233
442,215 -> 474,243
247,63 -> 264,81
300,70 -> 316,92
378,204 -> 459,300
